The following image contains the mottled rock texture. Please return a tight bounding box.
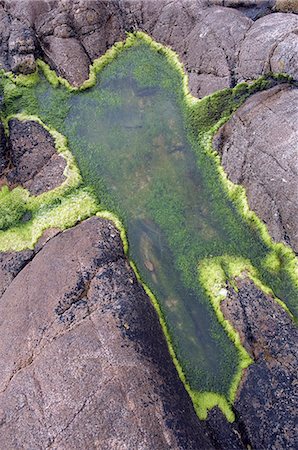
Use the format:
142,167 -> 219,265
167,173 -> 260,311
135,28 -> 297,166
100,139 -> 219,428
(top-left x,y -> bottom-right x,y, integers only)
1,1 -> 297,94
214,84 -> 298,252
0,217 -> 217,450
222,277 -> 298,450
0,119 -> 66,195
0,2 -> 297,449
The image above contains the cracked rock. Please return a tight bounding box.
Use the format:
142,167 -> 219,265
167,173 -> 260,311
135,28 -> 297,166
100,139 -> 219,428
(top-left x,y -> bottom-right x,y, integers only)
0,217 -> 215,450
221,277 -> 298,449
214,84 -> 298,252
1,118 -> 67,195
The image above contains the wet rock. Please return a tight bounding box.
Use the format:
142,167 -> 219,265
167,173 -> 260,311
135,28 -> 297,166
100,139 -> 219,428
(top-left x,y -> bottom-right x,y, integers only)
0,217 -> 214,450
214,84 -> 298,252
221,277 -> 298,449
5,118 -> 66,195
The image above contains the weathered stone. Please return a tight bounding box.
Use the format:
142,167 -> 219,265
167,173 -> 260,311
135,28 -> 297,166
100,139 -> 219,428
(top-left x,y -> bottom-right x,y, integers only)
1,0 -> 298,95
0,217 -> 214,450
181,7 -> 252,97
0,123 -> 7,176
214,85 -> 298,252
6,119 -> 66,195
0,227 -> 61,298
221,277 -> 298,449
236,13 -> 298,82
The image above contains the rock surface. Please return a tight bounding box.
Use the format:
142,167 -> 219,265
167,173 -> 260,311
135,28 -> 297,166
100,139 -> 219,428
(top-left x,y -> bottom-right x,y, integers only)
1,1 -> 298,95
0,217 -> 216,450
236,13 -> 298,82
0,119 -> 66,195
214,84 -> 298,252
0,2 -> 297,449
221,277 -> 298,450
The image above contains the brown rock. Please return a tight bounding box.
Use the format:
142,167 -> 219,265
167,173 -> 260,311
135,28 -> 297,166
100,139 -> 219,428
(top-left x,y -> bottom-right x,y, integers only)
221,277 -> 298,449
0,228 -> 60,298
0,217 -> 215,450
181,7 -> 252,97
236,13 -> 298,82
214,85 -> 298,252
5,118 -> 66,195
40,35 -> 91,87
1,0 -> 298,95
0,122 -> 7,176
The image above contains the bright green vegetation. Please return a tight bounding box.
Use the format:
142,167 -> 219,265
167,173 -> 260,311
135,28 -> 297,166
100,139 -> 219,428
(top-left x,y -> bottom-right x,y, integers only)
0,32 -> 297,420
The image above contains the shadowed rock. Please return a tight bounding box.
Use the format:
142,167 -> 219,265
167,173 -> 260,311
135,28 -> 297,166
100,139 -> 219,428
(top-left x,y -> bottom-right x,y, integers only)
221,277 -> 298,449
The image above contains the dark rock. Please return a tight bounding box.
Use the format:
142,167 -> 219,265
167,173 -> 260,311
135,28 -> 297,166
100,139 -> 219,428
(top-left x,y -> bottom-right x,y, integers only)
221,277 -> 298,449
0,217 -> 214,450
0,122 -> 7,176
5,118 -> 66,195
208,0 -> 276,20
214,85 -> 298,252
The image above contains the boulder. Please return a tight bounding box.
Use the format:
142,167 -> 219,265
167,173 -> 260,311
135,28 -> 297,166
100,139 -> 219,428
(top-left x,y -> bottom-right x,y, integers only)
221,277 -> 298,449
0,217 -> 215,449
214,85 -> 298,252
5,119 -> 66,195
236,13 -> 298,82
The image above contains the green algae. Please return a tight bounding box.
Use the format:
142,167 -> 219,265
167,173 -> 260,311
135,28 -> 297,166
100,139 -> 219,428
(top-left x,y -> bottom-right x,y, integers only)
0,113 -> 99,250
0,32 -> 297,422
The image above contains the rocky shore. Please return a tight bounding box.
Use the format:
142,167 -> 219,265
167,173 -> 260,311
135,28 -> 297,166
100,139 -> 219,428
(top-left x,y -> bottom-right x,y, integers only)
0,1 -> 297,449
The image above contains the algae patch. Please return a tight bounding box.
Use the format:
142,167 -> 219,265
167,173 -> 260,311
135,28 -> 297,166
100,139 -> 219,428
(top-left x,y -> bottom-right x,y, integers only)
0,32 -> 297,421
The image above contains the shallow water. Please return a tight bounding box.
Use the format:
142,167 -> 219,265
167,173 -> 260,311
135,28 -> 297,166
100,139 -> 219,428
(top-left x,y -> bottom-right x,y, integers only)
5,42 -> 297,397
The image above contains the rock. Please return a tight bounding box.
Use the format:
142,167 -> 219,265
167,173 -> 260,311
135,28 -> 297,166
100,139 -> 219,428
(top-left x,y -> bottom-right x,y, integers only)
1,0 -> 298,94
208,0 -> 276,20
275,0 -> 298,13
40,35 -> 91,87
236,13 -> 298,82
181,7 -> 252,97
0,217 -> 215,449
0,249 -> 34,297
5,118 -> 66,195
221,277 -> 298,449
0,228 -> 60,298
0,123 -> 7,176
213,84 -> 298,252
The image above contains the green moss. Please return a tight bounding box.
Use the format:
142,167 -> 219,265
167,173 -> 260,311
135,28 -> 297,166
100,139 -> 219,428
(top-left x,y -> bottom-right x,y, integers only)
0,185 -> 30,230
0,188 -> 99,252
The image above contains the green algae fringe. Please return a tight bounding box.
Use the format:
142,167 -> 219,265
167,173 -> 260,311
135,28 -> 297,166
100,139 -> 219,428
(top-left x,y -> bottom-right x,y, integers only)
0,31 -> 297,422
